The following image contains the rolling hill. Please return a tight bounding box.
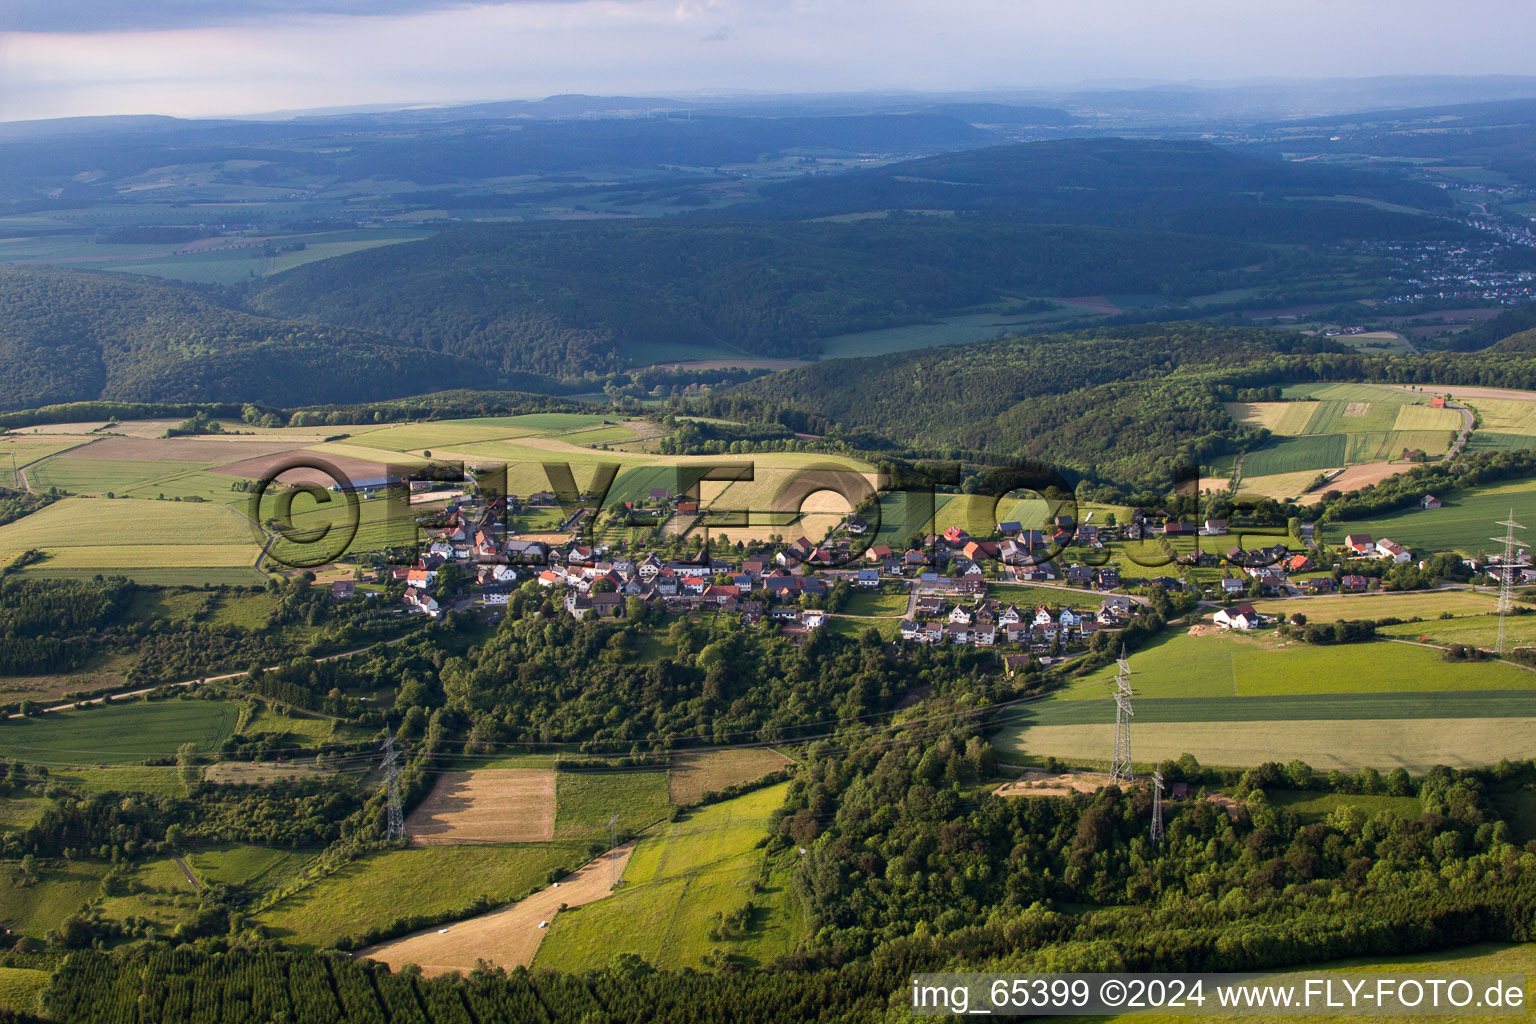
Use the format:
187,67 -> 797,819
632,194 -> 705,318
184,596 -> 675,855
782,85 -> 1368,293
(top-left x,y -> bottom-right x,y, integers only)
0,266 -> 488,410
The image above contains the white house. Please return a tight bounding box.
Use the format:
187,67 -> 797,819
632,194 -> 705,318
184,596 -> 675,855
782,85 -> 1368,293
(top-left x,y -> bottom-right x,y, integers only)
1213,604 -> 1262,630
1376,539 -> 1411,565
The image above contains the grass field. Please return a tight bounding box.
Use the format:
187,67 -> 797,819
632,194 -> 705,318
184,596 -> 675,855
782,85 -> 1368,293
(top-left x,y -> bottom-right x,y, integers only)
536,784 -> 796,971
183,845 -> 313,892
839,591 -> 910,617
1279,383 -> 1422,405
1059,630 -> 1534,700
0,700 -> 239,766
997,716 -> 1536,771
0,968 -> 47,1015
1235,469 -> 1328,501
25,457 -> 250,504
1267,788 -> 1421,821
1250,589 -> 1499,619
0,497 -> 261,581
256,843 -> 587,948
1378,612 -> 1536,648
827,616 -> 902,640
1321,478 -> 1536,554
59,765 -> 189,796
241,708 -> 358,743
1464,397 -> 1536,435
554,770 -> 672,840
1240,434 -> 1348,476
0,798 -> 47,831
0,860 -> 108,938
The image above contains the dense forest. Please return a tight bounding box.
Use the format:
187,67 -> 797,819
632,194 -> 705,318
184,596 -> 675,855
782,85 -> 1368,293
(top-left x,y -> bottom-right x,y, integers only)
32,746 -> 1536,1023
0,267 -> 487,411
242,218 -> 1265,376
748,139 -> 1463,244
728,323 -> 1344,484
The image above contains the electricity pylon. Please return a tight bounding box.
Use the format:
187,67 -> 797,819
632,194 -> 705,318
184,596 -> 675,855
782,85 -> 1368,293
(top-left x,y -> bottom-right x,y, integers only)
380,736 -> 405,840
1110,646 -> 1134,786
1492,510 -> 1526,655
1150,770 -> 1166,846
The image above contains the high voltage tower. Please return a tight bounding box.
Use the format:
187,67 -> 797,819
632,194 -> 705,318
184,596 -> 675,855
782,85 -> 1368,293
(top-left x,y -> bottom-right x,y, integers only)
608,810 -> 621,889
380,736 -> 405,841
1150,770 -> 1165,846
1109,646 -> 1134,786
1493,510 -> 1526,656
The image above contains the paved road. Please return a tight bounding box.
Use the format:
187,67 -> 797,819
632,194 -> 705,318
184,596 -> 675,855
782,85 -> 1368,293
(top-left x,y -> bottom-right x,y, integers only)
171,853 -> 202,890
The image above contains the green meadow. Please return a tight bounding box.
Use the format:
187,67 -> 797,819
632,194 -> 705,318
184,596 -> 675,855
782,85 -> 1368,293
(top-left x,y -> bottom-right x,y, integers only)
537,784 -> 798,971
0,700 -> 239,767
256,843 -> 587,949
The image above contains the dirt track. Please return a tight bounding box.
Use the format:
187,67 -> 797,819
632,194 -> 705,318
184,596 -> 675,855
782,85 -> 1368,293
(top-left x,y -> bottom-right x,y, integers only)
359,843 -> 635,976
407,770 -> 557,845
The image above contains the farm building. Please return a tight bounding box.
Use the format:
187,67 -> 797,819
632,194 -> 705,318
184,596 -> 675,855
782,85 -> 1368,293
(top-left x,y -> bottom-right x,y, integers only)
1422,495 -> 1442,509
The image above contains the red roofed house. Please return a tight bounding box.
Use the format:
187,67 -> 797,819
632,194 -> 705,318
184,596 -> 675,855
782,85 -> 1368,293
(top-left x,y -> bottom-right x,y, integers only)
1343,534 -> 1375,555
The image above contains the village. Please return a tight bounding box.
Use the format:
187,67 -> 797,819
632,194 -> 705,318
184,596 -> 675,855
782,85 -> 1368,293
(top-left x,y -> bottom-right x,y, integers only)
338,481 -> 1530,665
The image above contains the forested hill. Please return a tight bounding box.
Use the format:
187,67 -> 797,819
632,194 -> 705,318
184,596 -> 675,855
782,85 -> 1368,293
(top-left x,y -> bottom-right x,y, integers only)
748,138 -> 1463,243
241,219 -> 1262,376
728,324 -> 1347,481
0,266 -> 488,410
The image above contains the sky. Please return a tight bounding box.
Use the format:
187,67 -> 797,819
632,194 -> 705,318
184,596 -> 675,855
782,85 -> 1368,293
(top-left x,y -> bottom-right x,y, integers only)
2,0 -> 1536,122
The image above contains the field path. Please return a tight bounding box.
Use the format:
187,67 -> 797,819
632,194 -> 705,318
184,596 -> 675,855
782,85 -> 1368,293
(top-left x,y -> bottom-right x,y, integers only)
5,627 -> 428,719
359,842 -> 635,976
171,853 -> 202,891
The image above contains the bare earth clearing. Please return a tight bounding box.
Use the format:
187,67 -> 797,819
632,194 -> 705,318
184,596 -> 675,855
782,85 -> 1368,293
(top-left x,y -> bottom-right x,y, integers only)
203,761 -> 334,785
406,769 -> 557,845
995,771 -> 1115,798
360,843 -> 635,976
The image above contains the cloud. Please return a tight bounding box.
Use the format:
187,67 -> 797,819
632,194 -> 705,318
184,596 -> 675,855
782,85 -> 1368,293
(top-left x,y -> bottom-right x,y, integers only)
0,0 -> 565,34
699,25 -> 730,42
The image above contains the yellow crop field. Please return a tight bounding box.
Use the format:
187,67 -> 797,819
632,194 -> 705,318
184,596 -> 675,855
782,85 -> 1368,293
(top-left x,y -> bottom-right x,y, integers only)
1391,404 -> 1464,431
1224,401 -> 1319,435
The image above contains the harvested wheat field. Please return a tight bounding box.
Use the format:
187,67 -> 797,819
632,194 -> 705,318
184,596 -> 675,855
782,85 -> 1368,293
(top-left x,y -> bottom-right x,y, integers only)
1326,461 -> 1415,493
407,769 -> 556,845
209,449 -> 399,487
55,436 -> 297,463
667,748 -> 793,805
360,842 -> 635,976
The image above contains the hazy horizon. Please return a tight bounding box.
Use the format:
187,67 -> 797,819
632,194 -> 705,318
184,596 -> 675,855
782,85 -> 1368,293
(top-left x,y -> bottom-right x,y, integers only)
4,0 -> 1536,122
